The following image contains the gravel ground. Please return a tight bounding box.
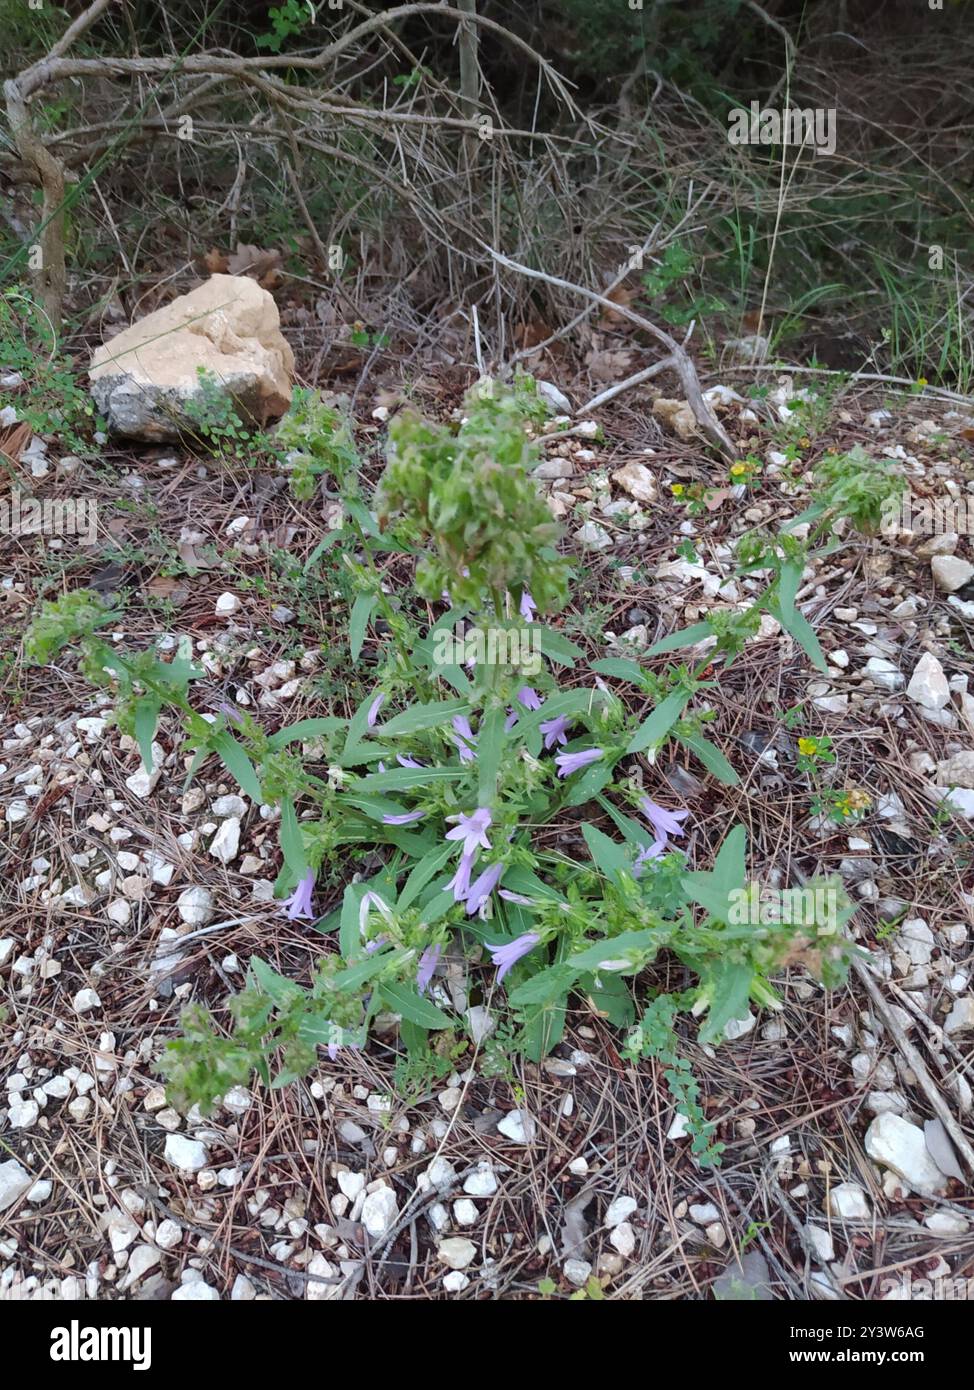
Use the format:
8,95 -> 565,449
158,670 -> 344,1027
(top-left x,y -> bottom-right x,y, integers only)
1,369 -> 973,1300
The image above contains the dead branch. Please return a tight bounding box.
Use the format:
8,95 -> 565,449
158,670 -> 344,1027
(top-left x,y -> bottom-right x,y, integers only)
853,956 -> 974,1177
482,242 -> 736,458
3,0 -> 578,331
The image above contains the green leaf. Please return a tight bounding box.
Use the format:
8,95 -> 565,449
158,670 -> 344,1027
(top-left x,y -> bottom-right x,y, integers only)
595,794 -> 654,848
713,824 -> 747,894
591,657 -> 646,682
298,1015 -> 359,1050
342,793 -> 419,822
417,887 -> 457,927
580,970 -> 635,1027
214,731 -> 263,801
682,825 -> 747,920
777,559 -> 803,622
399,840 -> 456,910
268,717 -> 347,749
781,501 -> 827,534
134,695 -> 161,773
182,745 -> 208,791
279,796 -> 309,879
520,996 -> 568,1060
677,730 -> 740,786
563,760 -> 613,806
771,597 -> 827,673
568,928 -> 661,972
644,622 -> 714,657
340,692 -> 386,766
378,699 -> 470,737
379,981 -> 451,1030
500,864 -> 562,902
349,592 -> 377,662
698,960 -> 754,1045
337,882 -> 362,956
249,955 -> 303,1007
508,962 -> 575,1007
626,688 -> 692,754
303,528 -> 345,572
346,498 -> 380,537
331,947 -> 402,991
581,823 -> 629,885
535,627 -> 584,667
477,706 -> 507,808
357,765 -> 465,793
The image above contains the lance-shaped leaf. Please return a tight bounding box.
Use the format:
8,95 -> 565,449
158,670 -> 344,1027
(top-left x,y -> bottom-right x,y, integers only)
378,699 -> 471,737
581,823 -> 629,886
626,687 -> 693,755
379,981 -> 451,1030
214,731 -> 263,801
682,824 -> 747,921
676,730 -> 740,786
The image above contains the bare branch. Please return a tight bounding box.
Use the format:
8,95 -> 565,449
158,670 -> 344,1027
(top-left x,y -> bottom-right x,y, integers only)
481,242 -> 736,458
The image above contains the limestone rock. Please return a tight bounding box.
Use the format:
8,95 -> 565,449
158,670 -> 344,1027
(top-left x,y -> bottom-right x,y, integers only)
864,1113 -> 947,1196
906,653 -> 950,711
0,1158 -> 32,1212
90,275 -> 294,441
611,461 -> 658,504
931,555 -> 974,593
826,1182 -> 870,1219
652,397 -> 698,441
935,751 -> 974,789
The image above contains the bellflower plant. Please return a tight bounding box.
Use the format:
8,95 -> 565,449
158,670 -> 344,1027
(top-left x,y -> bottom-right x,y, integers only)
28,377 -> 865,1163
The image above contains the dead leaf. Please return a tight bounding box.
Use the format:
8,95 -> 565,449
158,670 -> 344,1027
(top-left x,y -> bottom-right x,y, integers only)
585,346 -> 635,383
597,284 -> 635,330
0,422 -> 32,465
558,1190 -> 593,1260
514,319 -> 552,350
227,242 -> 282,278
89,561 -> 130,592
713,1250 -> 774,1301
145,575 -> 188,605
203,247 -> 229,274
924,1118 -> 965,1182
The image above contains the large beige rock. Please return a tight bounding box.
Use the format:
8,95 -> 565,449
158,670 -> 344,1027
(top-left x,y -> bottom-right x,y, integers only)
90,275 -> 294,441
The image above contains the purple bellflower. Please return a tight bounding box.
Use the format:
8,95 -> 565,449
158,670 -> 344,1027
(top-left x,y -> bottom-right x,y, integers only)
451,714 -> 477,764
464,861 -> 505,917
416,944 -> 442,993
446,848 -> 476,903
282,868 -> 316,921
638,798 -> 689,849
445,806 -> 493,857
633,841 -> 666,876
366,693 -> 385,727
539,714 -> 572,750
555,747 -> 603,778
488,931 -> 541,983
